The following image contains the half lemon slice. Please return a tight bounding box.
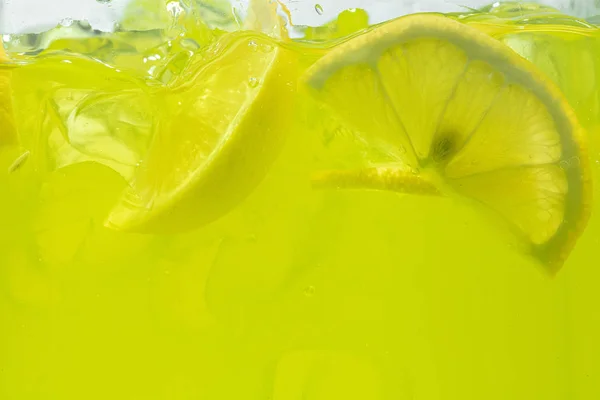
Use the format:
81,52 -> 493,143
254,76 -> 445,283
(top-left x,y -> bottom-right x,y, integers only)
105,32 -> 296,233
304,14 -> 591,273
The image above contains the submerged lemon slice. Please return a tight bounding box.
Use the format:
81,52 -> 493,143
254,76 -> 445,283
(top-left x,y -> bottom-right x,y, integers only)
106,33 -> 296,233
304,14 -> 591,273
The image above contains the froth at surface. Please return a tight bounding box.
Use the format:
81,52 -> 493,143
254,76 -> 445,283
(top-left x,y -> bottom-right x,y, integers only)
3,0 -> 600,35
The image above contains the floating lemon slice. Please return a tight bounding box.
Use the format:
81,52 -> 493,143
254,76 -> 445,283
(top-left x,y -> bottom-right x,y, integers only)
106,32 -> 296,233
304,14 -> 591,273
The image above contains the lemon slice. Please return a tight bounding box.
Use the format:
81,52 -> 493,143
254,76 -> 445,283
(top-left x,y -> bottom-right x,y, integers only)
105,32 -> 296,233
304,14 -> 591,273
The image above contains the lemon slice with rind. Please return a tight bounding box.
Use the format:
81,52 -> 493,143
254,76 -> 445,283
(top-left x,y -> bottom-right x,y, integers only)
106,32 -> 296,233
304,14 -> 591,273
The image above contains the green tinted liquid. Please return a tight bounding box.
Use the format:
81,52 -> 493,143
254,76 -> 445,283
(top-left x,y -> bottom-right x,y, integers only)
2,2 -> 600,399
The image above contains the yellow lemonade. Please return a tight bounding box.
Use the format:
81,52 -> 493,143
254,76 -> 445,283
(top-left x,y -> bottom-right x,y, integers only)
1,1 -> 599,399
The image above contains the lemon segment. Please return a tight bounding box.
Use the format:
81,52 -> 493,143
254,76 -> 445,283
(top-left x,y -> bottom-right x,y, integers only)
445,83 -> 561,178
317,64 -> 419,168
304,14 -> 591,273
106,33 -> 296,233
312,167 -> 440,196
377,38 -> 468,160
452,165 -> 567,244
427,60 -> 505,164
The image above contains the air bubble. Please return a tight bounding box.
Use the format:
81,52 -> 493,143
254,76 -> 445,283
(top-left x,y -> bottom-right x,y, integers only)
248,40 -> 258,51
304,286 -> 316,297
315,4 -> 324,15
559,156 -> 581,170
248,77 -> 260,88
167,1 -> 183,18
259,43 -> 274,53
569,156 -> 581,167
59,17 -> 74,27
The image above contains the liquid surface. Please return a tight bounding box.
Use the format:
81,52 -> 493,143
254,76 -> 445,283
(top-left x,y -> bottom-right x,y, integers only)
1,2 -> 600,399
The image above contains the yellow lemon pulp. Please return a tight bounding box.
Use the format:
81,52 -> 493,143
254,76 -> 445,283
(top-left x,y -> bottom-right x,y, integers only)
106,32 -> 296,233
304,14 -> 591,274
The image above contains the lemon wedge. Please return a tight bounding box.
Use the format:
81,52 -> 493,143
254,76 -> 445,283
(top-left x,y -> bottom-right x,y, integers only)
106,32 -> 296,233
304,14 -> 591,273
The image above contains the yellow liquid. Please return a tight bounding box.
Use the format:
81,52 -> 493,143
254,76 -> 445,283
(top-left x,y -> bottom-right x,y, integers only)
1,2 -> 600,399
